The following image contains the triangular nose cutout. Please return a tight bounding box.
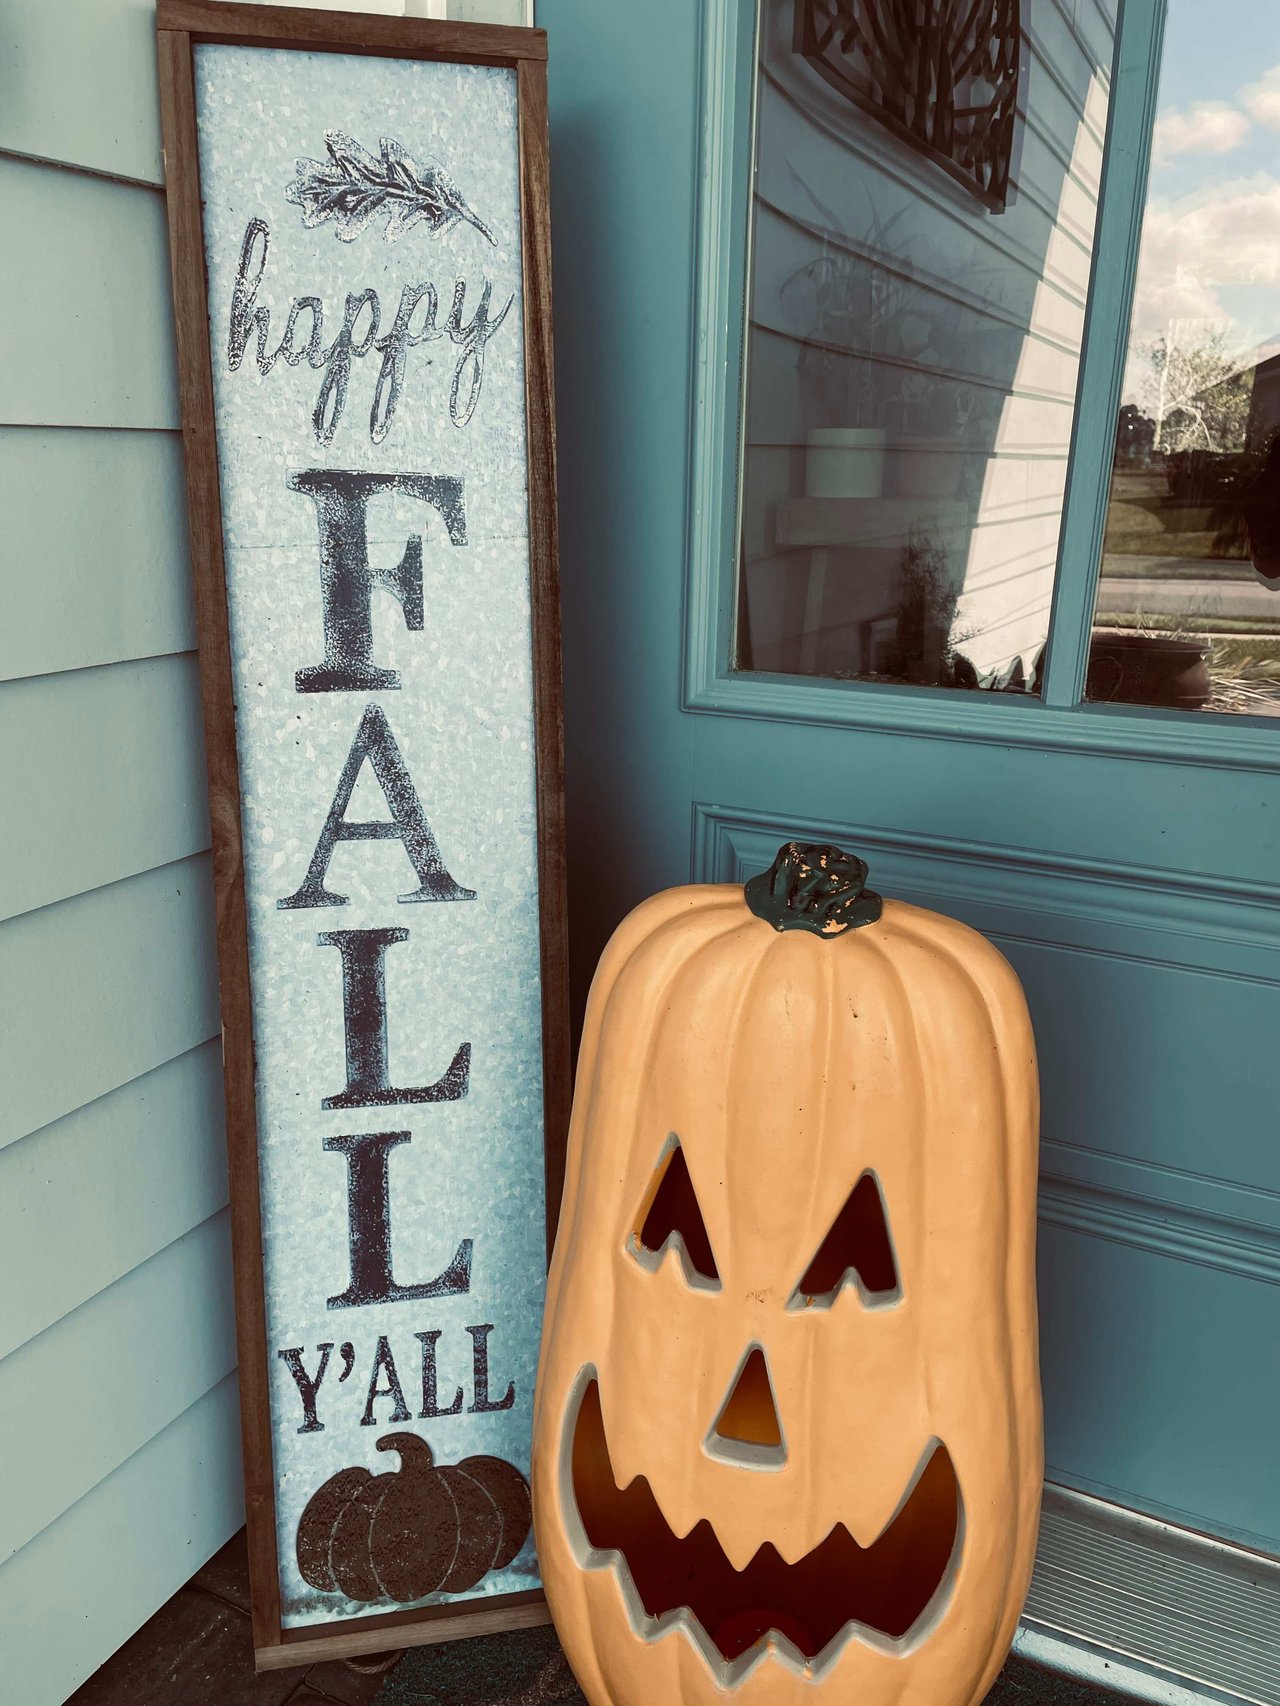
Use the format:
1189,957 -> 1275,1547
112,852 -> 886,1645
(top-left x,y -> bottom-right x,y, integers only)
705,1346 -> 786,1470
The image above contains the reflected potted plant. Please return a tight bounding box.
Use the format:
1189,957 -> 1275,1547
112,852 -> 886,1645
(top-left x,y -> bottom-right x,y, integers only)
884,369 -> 977,499
782,174 -> 926,500
1087,624 -> 1212,710
886,527 -> 975,686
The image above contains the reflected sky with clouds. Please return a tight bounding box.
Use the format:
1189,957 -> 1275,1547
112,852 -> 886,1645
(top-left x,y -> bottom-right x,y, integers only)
1125,2 -> 1280,394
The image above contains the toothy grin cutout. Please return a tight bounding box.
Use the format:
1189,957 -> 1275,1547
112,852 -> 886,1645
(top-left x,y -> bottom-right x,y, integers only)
565,1374 -> 963,1680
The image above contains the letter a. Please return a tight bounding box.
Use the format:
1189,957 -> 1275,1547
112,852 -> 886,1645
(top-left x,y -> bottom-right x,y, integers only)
279,703 -> 475,909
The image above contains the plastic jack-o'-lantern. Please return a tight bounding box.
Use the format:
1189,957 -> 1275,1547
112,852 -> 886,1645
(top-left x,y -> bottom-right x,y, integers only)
533,843 -> 1041,1705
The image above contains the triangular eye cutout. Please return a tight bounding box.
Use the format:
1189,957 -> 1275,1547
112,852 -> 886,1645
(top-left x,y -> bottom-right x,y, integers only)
705,1345 -> 786,1470
790,1171 -> 901,1309
628,1138 -> 720,1288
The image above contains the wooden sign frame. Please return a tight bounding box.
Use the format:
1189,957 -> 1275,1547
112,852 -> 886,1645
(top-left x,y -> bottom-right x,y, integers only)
157,0 -> 567,1669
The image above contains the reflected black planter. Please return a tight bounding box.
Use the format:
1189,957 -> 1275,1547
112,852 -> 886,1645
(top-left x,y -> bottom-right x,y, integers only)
1087,631 -> 1212,710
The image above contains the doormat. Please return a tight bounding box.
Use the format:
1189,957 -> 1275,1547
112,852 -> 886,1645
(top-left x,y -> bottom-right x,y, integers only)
374,1624 -> 583,1705
374,1626 -> 1125,1706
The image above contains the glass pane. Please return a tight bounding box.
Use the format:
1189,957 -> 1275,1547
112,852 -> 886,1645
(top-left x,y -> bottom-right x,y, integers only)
735,0 -> 1116,693
1088,0 -> 1280,717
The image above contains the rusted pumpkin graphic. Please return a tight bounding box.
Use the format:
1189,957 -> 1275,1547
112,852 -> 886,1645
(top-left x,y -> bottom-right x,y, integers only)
297,1433 -> 531,1603
532,844 -> 1042,1704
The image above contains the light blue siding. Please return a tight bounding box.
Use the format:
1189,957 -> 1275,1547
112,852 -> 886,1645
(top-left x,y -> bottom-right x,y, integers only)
1,1379 -> 244,1706
0,1043 -> 227,1363
0,428 -> 195,682
0,856 -> 219,1151
0,8 -> 240,1698
0,1211 -> 236,1570
0,656 -> 210,919
0,0 -> 166,186
0,157 -> 177,430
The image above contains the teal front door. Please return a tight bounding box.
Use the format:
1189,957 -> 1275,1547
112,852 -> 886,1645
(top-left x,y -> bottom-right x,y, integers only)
542,0 -> 1280,1566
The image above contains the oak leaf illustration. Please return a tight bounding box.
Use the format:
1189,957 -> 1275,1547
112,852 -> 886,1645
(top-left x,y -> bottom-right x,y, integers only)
284,131 -> 497,245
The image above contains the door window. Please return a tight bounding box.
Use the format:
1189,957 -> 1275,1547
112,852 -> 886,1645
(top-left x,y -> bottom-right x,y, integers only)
1085,0 -> 1280,717
735,0 -> 1116,694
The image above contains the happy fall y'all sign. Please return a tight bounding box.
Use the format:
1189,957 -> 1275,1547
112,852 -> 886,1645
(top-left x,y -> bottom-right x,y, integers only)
182,32 -> 560,1641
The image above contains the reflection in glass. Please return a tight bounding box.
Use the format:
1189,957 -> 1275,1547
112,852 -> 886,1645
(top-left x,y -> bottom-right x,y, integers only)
735,0 -> 1116,693
1088,0 -> 1280,717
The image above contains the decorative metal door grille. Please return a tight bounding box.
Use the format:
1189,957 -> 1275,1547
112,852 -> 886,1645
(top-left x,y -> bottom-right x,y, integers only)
793,0 -> 1021,211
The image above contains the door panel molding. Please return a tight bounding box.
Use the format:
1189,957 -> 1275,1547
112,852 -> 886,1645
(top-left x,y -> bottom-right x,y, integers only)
693,801 -> 1280,1230
1039,1160 -> 1280,1289
693,803 -> 1280,958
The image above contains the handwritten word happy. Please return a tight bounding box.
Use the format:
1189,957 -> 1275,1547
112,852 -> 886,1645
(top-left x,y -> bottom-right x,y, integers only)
227,217 -> 514,443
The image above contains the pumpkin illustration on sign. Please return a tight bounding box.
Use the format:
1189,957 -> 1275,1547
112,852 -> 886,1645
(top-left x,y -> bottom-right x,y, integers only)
532,842 -> 1042,1704
297,1434 -> 532,1604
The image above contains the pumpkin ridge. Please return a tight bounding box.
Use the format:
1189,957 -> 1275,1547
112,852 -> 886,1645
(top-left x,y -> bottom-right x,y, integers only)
611,885 -> 744,950
459,1455 -> 533,1569
558,892 -> 726,1274
802,935 -> 837,1321
295,1465 -> 372,1594
568,910 -> 749,1258
432,1465 -> 464,1591
645,924 -> 792,1491
360,1434 -> 452,1603
605,899 -> 750,1030
328,1477 -> 383,1602
712,922 -> 838,1291
609,911 -> 761,1048
364,1475 -> 402,1601
437,1463 -> 506,1592
870,912 -> 1031,1653
689,921 -> 791,1293
453,1463 -> 506,1575
922,925 -> 1039,1667
854,921 -> 926,1303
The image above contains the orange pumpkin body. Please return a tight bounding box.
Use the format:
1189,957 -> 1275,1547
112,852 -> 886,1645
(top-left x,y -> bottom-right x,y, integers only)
533,851 -> 1041,1705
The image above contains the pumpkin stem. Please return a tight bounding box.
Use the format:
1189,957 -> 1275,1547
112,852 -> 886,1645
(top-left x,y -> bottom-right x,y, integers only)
744,842 -> 883,937
375,1432 -> 435,1473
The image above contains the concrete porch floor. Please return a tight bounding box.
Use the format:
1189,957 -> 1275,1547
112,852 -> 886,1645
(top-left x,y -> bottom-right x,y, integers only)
65,1529 -> 1128,1706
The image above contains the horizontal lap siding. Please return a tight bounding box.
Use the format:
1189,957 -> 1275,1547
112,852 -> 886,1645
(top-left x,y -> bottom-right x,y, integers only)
0,1043 -> 228,1362
0,157 -> 178,430
0,427 -> 195,681
0,655 -> 210,920
0,855 -> 221,1150
0,1210 -> 237,1570
0,6 -> 240,1698
2,1379 -> 245,1706
0,0 -> 166,186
